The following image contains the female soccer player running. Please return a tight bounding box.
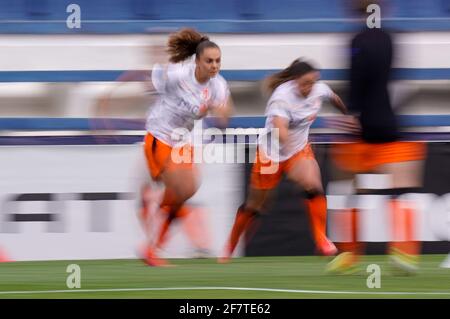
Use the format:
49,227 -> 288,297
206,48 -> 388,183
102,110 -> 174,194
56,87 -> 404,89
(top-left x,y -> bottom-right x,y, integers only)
220,59 -> 347,263
140,28 -> 232,266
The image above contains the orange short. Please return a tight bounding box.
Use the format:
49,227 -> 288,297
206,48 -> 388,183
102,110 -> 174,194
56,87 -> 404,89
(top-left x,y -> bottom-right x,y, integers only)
250,144 -> 315,190
332,141 -> 426,173
143,133 -> 194,180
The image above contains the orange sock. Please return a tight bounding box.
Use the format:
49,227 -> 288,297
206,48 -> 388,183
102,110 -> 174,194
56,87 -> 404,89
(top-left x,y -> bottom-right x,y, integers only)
305,195 -> 328,246
335,208 -> 364,261
388,199 -> 420,256
225,205 -> 258,257
0,247 -> 10,263
152,185 -> 190,249
154,205 -> 187,249
243,216 -> 262,246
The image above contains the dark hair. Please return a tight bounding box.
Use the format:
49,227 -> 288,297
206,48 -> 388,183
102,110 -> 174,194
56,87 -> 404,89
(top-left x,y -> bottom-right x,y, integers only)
351,0 -> 381,15
167,28 -> 219,63
265,59 -> 317,93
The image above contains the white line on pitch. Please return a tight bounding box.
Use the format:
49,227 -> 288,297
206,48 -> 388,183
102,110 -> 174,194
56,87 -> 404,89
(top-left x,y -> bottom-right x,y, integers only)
0,287 -> 450,296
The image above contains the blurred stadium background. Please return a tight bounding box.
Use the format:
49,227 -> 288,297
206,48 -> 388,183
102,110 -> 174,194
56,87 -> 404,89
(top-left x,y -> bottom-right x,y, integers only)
0,0 -> 448,298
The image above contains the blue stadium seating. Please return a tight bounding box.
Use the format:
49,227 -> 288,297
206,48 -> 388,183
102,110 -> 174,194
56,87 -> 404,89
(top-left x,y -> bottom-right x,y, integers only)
0,0 -> 448,33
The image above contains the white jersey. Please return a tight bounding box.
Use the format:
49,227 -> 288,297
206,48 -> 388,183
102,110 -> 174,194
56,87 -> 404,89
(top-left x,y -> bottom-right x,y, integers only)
259,80 -> 334,161
146,57 -> 230,146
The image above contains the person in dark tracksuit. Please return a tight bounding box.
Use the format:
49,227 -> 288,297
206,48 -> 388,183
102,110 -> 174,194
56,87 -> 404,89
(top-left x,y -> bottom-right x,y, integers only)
326,2 -> 426,275
349,26 -> 397,143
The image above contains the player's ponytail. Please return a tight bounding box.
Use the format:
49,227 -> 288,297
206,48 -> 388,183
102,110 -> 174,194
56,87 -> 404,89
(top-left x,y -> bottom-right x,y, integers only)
167,28 -> 219,63
265,59 -> 316,93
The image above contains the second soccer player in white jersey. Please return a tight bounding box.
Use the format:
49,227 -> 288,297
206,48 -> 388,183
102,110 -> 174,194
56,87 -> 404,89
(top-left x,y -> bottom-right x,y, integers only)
221,59 -> 347,262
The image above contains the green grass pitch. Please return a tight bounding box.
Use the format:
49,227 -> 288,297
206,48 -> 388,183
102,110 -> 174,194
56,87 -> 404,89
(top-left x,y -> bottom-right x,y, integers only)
0,255 -> 449,299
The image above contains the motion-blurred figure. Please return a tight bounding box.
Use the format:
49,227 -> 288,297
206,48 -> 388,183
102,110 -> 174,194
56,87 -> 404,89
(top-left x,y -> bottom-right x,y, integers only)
99,29 -> 232,265
326,0 -> 426,275
138,28 -> 232,266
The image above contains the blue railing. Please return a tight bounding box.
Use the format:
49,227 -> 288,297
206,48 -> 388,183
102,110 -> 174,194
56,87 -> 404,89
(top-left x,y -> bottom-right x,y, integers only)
0,115 -> 448,145
1,69 -> 450,82
0,115 -> 448,130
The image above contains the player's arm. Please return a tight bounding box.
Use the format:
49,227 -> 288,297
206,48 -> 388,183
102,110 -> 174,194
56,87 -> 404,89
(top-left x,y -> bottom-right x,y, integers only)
321,86 -> 359,133
266,99 -> 290,144
96,70 -> 154,116
271,116 -> 289,145
207,78 -> 234,128
209,95 -> 234,128
329,93 -> 348,115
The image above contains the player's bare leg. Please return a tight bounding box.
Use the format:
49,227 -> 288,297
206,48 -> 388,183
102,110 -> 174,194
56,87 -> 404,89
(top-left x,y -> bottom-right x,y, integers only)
288,157 -> 337,256
219,187 -> 271,263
